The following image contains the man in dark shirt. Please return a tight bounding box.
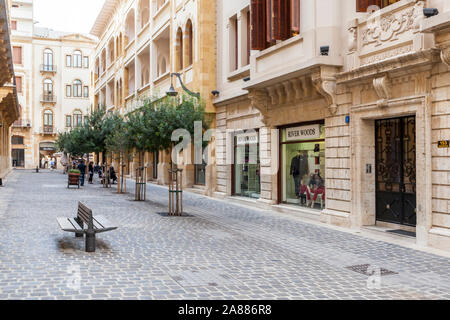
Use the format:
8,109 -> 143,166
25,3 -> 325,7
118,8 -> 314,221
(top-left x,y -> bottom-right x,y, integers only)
290,151 -> 309,198
77,160 -> 87,187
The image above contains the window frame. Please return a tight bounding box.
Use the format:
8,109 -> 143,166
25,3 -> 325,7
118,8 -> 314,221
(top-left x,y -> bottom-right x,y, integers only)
73,80 -> 82,97
83,86 -> 89,98
83,56 -> 89,69
65,115 -> 72,128
73,111 -> 83,127
66,55 -> 72,67
13,46 -> 22,65
16,76 -> 22,93
66,85 -> 72,97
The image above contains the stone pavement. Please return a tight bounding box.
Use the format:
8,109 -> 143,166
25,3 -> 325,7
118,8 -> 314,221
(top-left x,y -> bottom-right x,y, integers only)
0,169 -> 449,300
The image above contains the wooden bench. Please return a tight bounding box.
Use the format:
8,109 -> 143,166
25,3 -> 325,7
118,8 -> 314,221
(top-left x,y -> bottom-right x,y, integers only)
57,202 -> 118,252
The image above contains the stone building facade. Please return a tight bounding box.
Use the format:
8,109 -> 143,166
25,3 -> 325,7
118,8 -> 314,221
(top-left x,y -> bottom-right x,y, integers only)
214,0 -> 450,252
90,0 -> 216,193
9,0 -> 96,169
0,0 -> 19,181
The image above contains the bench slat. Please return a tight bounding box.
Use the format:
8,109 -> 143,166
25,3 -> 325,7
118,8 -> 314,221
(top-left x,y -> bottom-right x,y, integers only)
57,217 -> 83,233
93,215 -> 118,233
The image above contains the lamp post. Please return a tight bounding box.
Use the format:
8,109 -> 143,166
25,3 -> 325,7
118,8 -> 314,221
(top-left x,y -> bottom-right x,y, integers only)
166,72 -> 200,99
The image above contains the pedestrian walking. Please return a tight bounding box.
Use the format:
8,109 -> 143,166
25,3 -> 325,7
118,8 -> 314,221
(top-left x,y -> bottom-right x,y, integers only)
77,160 -> 87,186
88,162 -> 94,184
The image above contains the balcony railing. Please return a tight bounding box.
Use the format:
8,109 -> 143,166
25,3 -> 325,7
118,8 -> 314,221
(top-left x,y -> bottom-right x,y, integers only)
40,94 -> 57,103
40,64 -> 57,73
12,119 -> 31,128
40,126 -> 56,134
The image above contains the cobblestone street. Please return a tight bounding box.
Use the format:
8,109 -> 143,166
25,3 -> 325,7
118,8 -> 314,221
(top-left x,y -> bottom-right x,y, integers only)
0,169 -> 449,300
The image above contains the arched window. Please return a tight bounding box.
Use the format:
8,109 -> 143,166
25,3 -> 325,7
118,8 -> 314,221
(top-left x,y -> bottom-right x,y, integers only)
43,49 -> 53,71
125,10 -> 135,43
158,57 -> 167,77
140,0 -> 149,29
73,50 -> 82,68
43,79 -> 53,96
73,80 -> 82,97
43,110 -> 53,133
176,28 -> 183,71
73,110 -> 83,127
186,20 -> 193,66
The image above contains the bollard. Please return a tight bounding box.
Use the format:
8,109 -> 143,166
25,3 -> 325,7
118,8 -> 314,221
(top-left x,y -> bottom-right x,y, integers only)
36,166 -> 39,173
0,178 -> 2,187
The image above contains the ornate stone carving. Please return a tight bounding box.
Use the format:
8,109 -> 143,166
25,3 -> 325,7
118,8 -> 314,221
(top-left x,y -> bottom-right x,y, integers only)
248,89 -> 270,125
361,0 -> 424,47
441,47 -> 450,67
373,74 -> 391,107
311,69 -> 338,115
348,26 -> 357,53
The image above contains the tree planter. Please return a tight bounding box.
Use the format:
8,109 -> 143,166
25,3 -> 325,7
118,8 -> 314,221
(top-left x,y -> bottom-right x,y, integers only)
68,173 -> 80,189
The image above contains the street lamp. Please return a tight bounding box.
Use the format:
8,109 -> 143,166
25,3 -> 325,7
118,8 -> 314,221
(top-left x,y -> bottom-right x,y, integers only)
166,73 -> 200,99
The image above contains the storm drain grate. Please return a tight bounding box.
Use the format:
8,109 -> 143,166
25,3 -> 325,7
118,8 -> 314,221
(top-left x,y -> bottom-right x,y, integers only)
346,264 -> 398,276
156,212 -> 193,217
168,270 -> 239,287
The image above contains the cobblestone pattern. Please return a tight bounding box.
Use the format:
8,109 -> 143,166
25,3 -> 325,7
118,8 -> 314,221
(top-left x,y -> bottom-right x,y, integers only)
0,170 -> 449,300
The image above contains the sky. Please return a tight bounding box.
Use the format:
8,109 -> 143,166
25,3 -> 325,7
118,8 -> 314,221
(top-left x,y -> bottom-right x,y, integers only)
33,0 -> 105,35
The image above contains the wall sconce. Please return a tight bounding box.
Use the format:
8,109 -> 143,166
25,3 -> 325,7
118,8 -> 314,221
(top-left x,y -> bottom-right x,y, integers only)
320,46 -> 330,56
211,90 -> 220,97
423,8 -> 439,18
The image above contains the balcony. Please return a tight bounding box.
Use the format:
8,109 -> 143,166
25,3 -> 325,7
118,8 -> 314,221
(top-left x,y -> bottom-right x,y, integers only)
40,94 -> 57,104
347,0 -> 431,70
39,126 -> 56,135
12,119 -> 31,128
40,64 -> 57,73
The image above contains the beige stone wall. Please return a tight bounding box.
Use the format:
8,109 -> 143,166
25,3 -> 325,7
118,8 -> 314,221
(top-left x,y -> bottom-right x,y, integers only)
429,61 -> 450,250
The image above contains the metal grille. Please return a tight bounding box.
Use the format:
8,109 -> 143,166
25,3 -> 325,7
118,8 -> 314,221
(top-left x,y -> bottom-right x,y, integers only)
346,264 -> 398,276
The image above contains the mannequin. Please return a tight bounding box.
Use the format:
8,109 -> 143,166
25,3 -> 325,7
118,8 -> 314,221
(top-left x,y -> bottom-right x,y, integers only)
290,150 -> 309,198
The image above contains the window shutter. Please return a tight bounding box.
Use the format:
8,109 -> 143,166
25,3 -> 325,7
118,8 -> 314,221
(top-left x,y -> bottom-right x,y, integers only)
356,0 -> 382,13
16,76 -> 22,93
250,0 -> 267,50
269,0 -> 290,41
290,0 -> 300,34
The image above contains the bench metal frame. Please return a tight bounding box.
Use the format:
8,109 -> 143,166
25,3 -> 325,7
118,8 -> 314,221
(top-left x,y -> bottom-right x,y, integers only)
57,202 -> 117,252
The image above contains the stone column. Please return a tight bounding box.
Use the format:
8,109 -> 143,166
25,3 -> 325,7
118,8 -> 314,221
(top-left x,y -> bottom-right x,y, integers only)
257,126 -> 278,205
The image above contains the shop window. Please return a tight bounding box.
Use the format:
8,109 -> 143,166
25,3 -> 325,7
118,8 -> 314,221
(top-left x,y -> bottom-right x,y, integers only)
234,131 -> 260,199
250,0 -> 300,51
281,123 -> 325,209
356,0 -> 401,12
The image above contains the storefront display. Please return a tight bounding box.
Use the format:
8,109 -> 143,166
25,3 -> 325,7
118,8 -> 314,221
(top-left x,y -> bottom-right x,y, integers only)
281,123 -> 325,209
233,131 -> 260,199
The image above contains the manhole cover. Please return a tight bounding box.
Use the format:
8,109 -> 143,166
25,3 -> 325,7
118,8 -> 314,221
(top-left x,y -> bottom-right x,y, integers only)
168,270 -> 238,287
156,212 -> 193,217
346,264 -> 398,276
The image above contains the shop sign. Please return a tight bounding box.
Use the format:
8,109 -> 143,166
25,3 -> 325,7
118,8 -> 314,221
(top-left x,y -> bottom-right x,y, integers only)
236,132 -> 259,145
438,140 -> 449,148
40,147 -> 55,151
286,124 -> 321,141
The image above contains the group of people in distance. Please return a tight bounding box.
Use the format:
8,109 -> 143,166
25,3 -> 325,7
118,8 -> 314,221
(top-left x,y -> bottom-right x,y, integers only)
71,159 -> 118,187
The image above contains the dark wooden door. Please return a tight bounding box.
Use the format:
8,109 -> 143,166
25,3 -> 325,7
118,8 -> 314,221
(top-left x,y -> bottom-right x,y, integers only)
375,116 -> 416,226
